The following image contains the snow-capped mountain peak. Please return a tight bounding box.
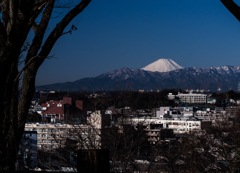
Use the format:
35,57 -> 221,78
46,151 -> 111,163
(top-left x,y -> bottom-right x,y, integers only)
142,58 -> 184,72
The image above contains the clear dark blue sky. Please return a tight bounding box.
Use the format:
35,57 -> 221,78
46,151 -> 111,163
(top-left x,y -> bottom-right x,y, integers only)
36,0 -> 240,85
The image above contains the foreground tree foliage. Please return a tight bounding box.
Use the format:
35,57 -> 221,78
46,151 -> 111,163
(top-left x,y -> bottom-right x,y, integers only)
0,0 -> 91,170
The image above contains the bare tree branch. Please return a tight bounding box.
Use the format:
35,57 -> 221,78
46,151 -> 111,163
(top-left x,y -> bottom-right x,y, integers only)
15,55 -> 45,83
26,0 -> 55,63
221,0 -> 240,21
38,0 -> 92,61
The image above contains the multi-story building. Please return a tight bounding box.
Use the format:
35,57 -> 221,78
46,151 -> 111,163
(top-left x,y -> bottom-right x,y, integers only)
24,123 -> 100,150
88,107 -> 202,145
41,97 -> 83,122
168,92 -> 207,104
128,117 -> 201,134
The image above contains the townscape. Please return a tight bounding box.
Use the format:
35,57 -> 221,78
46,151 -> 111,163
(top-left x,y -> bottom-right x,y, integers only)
18,89 -> 240,172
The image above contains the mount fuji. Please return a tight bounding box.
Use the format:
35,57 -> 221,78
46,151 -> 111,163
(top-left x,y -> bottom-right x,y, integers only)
142,59 -> 184,72
37,59 -> 240,92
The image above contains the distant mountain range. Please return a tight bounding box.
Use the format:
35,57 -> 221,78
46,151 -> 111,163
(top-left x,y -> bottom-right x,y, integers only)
37,59 -> 240,92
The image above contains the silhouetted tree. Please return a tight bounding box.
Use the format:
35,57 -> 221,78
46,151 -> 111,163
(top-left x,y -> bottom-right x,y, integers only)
0,0 -> 91,170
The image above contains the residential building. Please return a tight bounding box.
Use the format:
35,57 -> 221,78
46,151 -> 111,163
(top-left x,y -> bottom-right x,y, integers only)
129,117 -> 201,134
168,92 -> 207,104
41,97 -> 83,122
24,123 -> 100,150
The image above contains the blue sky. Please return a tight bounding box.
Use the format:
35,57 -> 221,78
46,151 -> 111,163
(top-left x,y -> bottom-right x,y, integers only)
36,0 -> 240,85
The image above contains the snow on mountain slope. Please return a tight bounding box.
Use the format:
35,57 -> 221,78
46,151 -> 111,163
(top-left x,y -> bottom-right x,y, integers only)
37,65 -> 240,91
142,58 -> 184,72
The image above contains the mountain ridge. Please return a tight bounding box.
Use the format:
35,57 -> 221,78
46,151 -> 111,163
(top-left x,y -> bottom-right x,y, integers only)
37,64 -> 240,92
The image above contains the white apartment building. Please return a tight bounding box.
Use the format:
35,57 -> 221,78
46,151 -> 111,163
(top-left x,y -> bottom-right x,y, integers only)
100,107 -> 201,135
168,92 -> 207,104
24,123 -> 101,150
129,117 -> 201,134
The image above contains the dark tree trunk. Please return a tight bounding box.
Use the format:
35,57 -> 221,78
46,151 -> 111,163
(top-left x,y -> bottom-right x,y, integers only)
0,56 -> 20,170
0,0 -> 92,170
